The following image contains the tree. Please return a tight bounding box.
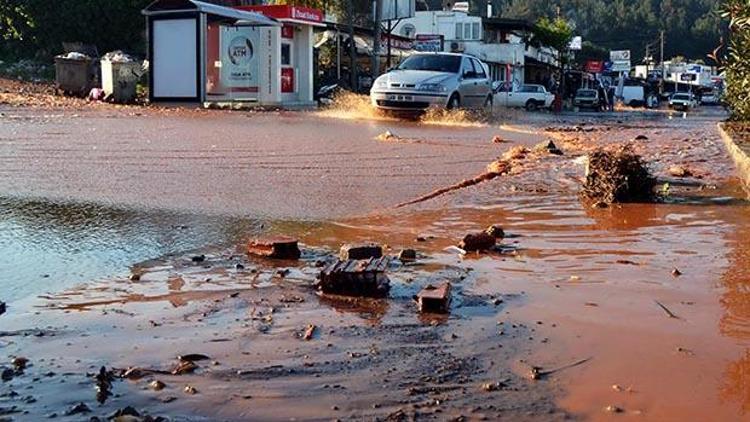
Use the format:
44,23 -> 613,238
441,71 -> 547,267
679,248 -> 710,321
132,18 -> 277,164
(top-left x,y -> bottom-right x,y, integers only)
722,0 -> 750,120
1,0 -> 152,61
532,16 -> 573,53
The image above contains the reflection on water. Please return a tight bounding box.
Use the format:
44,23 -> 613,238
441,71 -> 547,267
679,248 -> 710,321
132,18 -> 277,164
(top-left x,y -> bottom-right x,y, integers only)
0,196 -> 264,302
719,202 -> 750,413
723,350 -> 750,416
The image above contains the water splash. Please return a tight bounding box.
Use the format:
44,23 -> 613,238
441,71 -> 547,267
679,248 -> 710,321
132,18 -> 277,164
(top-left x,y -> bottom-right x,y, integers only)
316,91 -> 489,127
315,91 -> 398,122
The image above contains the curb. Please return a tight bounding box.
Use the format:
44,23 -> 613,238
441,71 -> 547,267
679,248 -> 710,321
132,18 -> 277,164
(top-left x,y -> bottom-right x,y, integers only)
717,122 -> 750,194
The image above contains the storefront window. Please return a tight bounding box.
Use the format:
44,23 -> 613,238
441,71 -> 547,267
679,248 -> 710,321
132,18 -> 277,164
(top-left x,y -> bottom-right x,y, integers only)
464,23 -> 471,40
281,43 -> 292,66
472,22 -> 480,40
455,23 -> 463,40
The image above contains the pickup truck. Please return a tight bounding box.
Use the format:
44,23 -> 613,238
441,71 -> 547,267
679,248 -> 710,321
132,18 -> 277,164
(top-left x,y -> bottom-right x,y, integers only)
494,83 -> 555,111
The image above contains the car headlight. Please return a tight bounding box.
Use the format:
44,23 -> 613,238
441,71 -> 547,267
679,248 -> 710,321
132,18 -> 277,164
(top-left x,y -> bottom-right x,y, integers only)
375,79 -> 388,89
417,83 -> 447,92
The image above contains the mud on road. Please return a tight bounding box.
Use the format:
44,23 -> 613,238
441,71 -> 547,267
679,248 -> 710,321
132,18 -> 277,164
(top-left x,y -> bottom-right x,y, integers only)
1,93 -> 749,421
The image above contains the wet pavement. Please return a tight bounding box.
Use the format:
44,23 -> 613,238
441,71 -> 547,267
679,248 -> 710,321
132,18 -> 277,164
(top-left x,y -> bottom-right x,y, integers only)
1,99 -> 749,421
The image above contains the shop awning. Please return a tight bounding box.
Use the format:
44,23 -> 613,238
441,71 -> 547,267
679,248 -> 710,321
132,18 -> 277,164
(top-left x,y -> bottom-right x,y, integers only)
143,0 -> 280,26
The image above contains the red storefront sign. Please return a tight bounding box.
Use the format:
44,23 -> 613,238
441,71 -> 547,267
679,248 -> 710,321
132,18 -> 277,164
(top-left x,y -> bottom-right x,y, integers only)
281,68 -> 294,93
281,25 -> 294,39
585,60 -> 604,73
236,5 -> 324,25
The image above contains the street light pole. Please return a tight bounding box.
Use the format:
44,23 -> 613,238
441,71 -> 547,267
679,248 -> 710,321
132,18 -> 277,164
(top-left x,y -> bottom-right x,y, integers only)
372,0 -> 382,79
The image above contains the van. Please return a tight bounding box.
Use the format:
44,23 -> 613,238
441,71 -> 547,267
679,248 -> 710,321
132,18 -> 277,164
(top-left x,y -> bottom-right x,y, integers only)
621,86 -> 645,107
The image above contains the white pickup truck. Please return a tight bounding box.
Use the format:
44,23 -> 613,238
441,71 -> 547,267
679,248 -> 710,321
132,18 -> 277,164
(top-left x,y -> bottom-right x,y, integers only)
495,84 -> 555,111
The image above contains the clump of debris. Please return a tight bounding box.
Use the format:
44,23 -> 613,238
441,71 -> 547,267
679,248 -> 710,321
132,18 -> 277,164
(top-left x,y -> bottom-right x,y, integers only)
581,145 -> 657,204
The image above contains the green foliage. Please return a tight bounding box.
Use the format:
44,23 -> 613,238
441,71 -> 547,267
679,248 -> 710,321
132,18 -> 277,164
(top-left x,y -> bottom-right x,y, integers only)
532,17 -> 573,52
482,0 -> 723,62
722,0 -> 750,120
0,0 -> 151,62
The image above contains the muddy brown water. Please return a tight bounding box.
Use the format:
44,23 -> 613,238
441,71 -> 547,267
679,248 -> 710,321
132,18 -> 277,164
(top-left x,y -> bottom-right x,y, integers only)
0,103 -> 748,420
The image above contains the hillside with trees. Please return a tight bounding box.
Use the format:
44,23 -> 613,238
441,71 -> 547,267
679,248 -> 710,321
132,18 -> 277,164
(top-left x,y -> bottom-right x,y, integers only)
466,0 -> 724,63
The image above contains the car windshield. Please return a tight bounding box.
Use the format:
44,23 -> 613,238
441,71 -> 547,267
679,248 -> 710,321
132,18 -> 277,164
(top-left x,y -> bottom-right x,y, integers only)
397,55 -> 462,73
673,94 -> 690,100
576,90 -> 596,98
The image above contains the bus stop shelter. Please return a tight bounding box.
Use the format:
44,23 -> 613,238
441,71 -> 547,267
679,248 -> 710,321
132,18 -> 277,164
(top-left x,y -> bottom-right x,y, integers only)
143,0 -> 318,108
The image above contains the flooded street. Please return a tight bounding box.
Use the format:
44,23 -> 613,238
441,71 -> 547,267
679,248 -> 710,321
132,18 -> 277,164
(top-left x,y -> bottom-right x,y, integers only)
1,102 -> 749,421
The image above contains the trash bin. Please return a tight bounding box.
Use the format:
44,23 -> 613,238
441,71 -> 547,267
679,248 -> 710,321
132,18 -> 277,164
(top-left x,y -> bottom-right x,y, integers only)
54,56 -> 97,97
101,59 -> 142,104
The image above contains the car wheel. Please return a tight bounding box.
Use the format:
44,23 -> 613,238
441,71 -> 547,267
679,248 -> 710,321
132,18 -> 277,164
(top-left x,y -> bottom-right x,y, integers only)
447,94 -> 460,110
525,100 -> 538,111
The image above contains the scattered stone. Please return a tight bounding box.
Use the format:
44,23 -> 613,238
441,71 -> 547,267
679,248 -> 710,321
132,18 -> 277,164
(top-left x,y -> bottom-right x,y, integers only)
184,385 -> 198,394
339,243 -> 383,261
459,232 -> 497,252
172,360 -> 197,375
415,283 -> 452,314
535,140 -> 564,155
376,130 -> 399,142
491,135 -> 508,143
65,402 -> 90,416
318,257 -> 390,297
303,324 -> 316,341
672,268 -> 682,277
149,380 -> 166,391
128,273 -> 141,281
247,236 -> 301,260
177,354 -> 210,362
1,367 -> 13,381
485,225 -> 505,239
0,302 -> 5,316
121,367 -> 147,380
191,255 -> 206,263
605,405 -> 624,413
502,146 -> 529,160
109,406 -> 140,418
634,134 -> 649,140
668,165 -> 692,178
397,249 -> 417,263
481,381 -> 505,392
486,159 -> 511,175
11,357 -> 28,371
94,367 -> 114,404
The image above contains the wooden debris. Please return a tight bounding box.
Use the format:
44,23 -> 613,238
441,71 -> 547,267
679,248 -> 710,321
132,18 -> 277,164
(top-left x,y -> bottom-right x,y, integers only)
654,300 -> 679,319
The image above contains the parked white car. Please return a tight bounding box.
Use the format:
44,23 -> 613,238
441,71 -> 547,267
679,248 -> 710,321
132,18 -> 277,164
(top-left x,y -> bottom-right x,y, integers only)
495,84 -> 555,111
370,53 -> 493,113
669,92 -> 698,111
700,91 -> 720,106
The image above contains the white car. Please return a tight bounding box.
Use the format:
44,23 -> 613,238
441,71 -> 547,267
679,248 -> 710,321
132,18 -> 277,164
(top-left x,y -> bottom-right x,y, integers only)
700,92 -> 720,106
494,84 -> 555,111
370,53 -> 493,112
669,93 -> 698,111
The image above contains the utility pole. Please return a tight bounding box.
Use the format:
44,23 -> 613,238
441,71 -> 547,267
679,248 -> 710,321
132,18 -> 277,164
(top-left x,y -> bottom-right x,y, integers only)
347,0 -> 357,91
372,0 -> 382,80
659,30 -> 665,95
